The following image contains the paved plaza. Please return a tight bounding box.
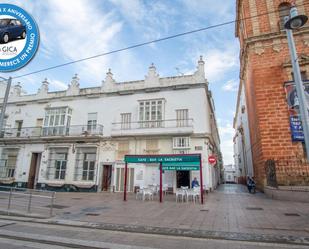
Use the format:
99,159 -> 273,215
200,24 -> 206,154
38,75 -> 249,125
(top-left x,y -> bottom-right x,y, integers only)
48,184 -> 309,238
1,184 -> 309,248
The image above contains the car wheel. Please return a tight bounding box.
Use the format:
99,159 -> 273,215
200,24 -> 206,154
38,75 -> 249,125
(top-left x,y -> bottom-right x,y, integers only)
2,33 -> 9,43
21,31 -> 26,39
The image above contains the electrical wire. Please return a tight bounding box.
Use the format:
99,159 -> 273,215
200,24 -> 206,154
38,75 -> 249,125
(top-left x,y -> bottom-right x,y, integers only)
4,2 -> 309,80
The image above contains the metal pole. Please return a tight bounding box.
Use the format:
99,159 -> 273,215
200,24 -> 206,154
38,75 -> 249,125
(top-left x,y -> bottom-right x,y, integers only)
50,192 -> 55,217
0,77 -> 12,138
199,155 -> 204,205
159,162 -> 162,203
123,162 -> 128,201
27,191 -> 32,213
7,187 -> 12,215
285,26 -> 309,158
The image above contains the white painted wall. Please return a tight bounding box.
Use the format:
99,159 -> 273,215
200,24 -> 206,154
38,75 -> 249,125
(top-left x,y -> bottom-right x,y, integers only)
0,58 -> 222,191
233,84 -> 254,178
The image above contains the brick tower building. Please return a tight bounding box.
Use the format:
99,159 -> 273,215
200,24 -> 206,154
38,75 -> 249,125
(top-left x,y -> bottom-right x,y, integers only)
235,0 -> 309,188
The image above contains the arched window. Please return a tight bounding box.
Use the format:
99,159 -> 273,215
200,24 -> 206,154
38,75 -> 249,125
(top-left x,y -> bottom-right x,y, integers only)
279,3 -> 291,30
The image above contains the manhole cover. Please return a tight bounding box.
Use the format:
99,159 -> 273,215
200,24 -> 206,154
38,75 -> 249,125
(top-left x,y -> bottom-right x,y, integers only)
45,205 -> 70,209
85,213 -> 100,216
284,213 -> 300,216
246,207 -> 263,210
200,209 -> 209,212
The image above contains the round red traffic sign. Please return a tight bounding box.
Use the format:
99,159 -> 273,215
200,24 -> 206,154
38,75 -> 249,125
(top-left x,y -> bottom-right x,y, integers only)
208,155 -> 217,165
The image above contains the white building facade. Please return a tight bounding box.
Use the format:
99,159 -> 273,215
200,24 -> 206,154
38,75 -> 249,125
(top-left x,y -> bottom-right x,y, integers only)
223,164 -> 237,183
233,82 -> 254,184
0,57 -> 222,192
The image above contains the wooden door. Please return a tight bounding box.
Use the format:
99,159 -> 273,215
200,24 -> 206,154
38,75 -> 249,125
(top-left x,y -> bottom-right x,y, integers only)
102,165 -> 112,191
27,153 -> 40,189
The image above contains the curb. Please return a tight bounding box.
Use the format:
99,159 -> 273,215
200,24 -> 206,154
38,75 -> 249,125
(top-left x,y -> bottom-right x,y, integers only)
1,215 -> 309,246
0,229 -> 154,249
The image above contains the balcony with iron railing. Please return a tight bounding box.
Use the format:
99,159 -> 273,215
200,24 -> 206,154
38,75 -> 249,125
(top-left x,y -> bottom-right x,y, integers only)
111,119 -> 194,136
0,160 -> 15,180
0,124 -> 104,139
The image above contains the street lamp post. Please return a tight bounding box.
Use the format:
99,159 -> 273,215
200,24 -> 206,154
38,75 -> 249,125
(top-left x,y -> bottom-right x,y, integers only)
0,76 -> 12,138
284,5 -> 309,158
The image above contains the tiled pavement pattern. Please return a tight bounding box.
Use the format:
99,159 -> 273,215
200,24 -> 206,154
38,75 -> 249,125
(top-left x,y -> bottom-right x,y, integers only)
51,184 -> 309,237
1,184 -> 309,248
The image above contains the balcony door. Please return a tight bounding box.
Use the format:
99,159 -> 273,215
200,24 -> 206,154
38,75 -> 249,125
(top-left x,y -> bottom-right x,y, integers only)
139,99 -> 164,128
15,120 -> 23,137
43,107 -> 72,136
87,113 -> 97,133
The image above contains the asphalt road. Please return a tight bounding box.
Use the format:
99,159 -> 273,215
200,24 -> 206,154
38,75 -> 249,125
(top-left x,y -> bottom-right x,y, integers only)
0,218 -> 308,249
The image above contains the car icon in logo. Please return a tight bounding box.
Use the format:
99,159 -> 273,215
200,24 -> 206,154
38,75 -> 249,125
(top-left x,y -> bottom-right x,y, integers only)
0,18 -> 26,44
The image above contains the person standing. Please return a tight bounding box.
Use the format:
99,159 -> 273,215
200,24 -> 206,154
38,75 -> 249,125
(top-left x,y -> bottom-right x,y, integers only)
247,176 -> 256,193
191,177 -> 199,188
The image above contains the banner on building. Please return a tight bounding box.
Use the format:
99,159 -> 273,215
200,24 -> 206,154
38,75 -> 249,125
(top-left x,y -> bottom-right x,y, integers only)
285,81 -> 309,142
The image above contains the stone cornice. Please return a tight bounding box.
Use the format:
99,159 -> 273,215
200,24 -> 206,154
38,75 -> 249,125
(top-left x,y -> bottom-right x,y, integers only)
244,27 -> 309,46
238,27 -> 309,80
0,83 -> 208,107
0,132 -> 215,145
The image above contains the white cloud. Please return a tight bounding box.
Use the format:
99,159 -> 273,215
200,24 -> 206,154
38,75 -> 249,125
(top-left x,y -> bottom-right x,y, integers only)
218,122 -> 234,136
218,122 -> 235,165
9,0 -> 124,88
204,49 -> 238,82
49,79 -> 67,91
181,0 -> 235,22
222,79 -> 238,92
42,0 -> 123,84
110,0 -> 173,41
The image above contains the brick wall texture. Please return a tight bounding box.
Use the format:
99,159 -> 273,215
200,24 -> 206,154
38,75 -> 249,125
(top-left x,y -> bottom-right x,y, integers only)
236,0 -> 309,187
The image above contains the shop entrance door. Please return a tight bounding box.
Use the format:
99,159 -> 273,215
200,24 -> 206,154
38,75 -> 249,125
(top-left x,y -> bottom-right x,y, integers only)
176,170 -> 190,188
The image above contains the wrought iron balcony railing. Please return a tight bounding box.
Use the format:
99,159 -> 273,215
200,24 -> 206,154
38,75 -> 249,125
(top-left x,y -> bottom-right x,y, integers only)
111,119 -> 194,136
0,160 -> 15,178
112,119 -> 193,130
1,125 -> 103,138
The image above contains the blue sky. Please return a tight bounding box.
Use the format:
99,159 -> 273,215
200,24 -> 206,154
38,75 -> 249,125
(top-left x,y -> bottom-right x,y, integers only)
2,0 -> 239,165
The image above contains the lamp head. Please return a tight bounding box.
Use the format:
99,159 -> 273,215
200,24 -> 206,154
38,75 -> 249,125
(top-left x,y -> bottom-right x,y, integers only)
284,6 -> 308,29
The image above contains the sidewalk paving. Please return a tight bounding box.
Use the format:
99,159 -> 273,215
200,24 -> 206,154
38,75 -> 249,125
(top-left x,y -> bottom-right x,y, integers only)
49,184 -> 309,238
1,184 -> 309,246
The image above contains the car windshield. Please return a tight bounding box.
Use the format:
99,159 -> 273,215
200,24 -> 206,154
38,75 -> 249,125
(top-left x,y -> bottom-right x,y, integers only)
0,19 -> 10,26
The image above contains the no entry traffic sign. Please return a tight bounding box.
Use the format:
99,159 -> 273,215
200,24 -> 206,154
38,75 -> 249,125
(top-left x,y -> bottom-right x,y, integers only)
208,155 -> 217,165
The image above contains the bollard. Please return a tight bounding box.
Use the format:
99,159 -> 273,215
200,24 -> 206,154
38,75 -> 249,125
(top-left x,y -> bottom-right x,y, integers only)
49,192 -> 55,217
27,191 -> 32,213
7,187 -> 12,215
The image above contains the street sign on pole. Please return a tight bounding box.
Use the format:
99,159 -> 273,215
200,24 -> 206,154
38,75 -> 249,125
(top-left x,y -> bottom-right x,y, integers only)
208,155 -> 217,165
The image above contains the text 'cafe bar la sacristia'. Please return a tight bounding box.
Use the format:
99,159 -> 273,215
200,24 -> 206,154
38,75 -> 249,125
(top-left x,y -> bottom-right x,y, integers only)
123,154 -> 204,204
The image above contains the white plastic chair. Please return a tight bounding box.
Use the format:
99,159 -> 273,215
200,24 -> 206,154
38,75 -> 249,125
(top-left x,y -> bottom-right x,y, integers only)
163,184 -> 168,195
176,189 -> 186,202
148,184 -> 158,195
181,186 -> 189,202
191,187 -> 200,204
143,188 -> 154,201
136,186 -> 144,200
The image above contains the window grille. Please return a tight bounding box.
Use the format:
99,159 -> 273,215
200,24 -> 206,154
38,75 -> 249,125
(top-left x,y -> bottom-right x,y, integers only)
121,113 -> 131,130
176,109 -> 189,127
